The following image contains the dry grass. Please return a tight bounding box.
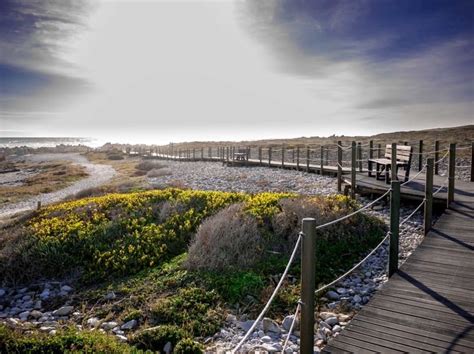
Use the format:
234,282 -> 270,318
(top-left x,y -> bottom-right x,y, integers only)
186,203 -> 263,271
0,161 -> 88,205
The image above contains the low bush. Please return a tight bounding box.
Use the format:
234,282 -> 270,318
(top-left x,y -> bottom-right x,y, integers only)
136,161 -> 167,172
0,325 -> 133,353
107,154 -> 124,160
147,168 -> 172,178
175,338 -> 204,354
150,287 -> 222,337
186,204 -> 264,271
130,325 -> 185,351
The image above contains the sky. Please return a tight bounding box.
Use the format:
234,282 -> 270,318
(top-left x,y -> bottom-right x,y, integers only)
0,0 -> 473,144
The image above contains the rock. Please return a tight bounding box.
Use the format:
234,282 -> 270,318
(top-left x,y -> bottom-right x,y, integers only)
336,287 -> 346,294
332,325 -> 342,333
319,321 -> 331,331
22,295 -> 31,301
52,306 -> 74,317
261,343 -> 279,352
60,285 -> 73,292
324,317 -> 338,327
319,312 -> 337,321
101,321 -> 118,330
49,330 -> 57,335
237,320 -> 255,332
282,315 -> 296,332
87,317 -> 100,327
105,292 -> 116,300
338,314 -> 351,322
19,311 -> 30,320
121,319 -> 137,330
34,301 -> 42,310
0,312 -> 7,319
7,318 -> 20,326
353,295 -> 362,303
263,317 -> 281,333
225,314 -> 236,323
116,335 -> 128,342
39,290 -> 50,300
326,291 -> 340,300
40,326 -> 55,332
0,289 -> 5,297
163,341 -> 172,354
261,335 -> 272,343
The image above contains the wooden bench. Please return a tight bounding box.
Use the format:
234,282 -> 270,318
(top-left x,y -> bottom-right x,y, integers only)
368,144 -> 413,183
234,152 -> 247,161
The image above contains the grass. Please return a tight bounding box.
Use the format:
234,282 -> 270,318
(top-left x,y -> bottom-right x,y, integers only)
0,160 -> 88,205
0,189 -> 386,350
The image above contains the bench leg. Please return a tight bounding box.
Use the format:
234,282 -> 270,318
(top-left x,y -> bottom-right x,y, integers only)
368,161 -> 373,177
385,165 -> 390,184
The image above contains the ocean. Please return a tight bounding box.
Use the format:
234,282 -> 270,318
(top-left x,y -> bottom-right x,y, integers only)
0,137 -> 104,149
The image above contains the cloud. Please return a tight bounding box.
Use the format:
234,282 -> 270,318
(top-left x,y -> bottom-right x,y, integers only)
0,0 -> 94,120
237,0 -> 474,128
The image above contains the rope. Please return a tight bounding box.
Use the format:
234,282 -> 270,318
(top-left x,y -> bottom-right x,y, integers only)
315,188 -> 392,230
411,148 -> 449,156
400,199 -> 426,226
281,301 -> 302,352
401,164 -> 427,186
433,178 -> 449,196
232,232 -> 303,353
434,150 -> 450,165
315,232 -> 390,294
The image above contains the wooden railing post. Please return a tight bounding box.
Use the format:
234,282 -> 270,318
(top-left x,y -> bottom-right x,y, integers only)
296,146 -> 300,170
471,142 -> 474,183
320,145 -> 324,175
292,147 -> 295,164
418,140 -> 423,171
301,218 -> 316,354
424,158 -> 434,235
306,146 -> 310,172
391,142 -> 397,183
337,141 -> 342,192
351,141 -> 356,199
268,147 -> 272,167
434,141 -> 440,175
358,142 -> 363,172
377,143 -> 382,158
258,147 -> 262,165
448,143 -> 456,207
281,144 -> 285,168
389,180 -> 400,277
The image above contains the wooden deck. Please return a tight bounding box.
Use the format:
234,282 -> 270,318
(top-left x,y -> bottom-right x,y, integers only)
323,183 -> 474,353
345,170 -> 474,204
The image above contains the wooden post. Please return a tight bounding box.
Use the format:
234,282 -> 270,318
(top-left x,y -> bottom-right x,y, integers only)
201,148 -> 204,160
337,141 -> 342,192
358,142 -> 363,172
301,218 -> 316,354
418,140 -> 423,171
389,180 -> 400,277
193,148 -> 196,161
320,145 -> 324,175
471,142 -> 474,183
325,146 -> 329,166
434,141 -> 440,175
226,147 -> 229,162
281,144 -> 285,168
391,143 -> 397,183
448,143 -> 456,207
377,143 -> 382,158
232,147 -> 235,162
306,146 -> 310,172
369,140 -> 374,160
292,147 -> 295,164
351,141 -> 356,199
259,147 -> 262,166
296,146 -> 300,170
268,147 -> 272,167
424,158 -> 434,235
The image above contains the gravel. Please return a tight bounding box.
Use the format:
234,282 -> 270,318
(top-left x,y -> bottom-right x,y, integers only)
0,153 -> 116,219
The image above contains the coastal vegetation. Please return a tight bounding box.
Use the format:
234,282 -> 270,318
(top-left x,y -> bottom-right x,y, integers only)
0,188 -> 385,352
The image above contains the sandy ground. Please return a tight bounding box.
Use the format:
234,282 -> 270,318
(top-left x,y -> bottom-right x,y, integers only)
0,153 -> 116,219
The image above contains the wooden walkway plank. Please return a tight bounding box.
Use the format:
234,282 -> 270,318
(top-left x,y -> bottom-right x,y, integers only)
325,189 -> 474,352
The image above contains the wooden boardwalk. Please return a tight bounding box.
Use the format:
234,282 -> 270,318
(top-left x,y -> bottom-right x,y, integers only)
345,170 -> 474,205
323,183 -> 474,353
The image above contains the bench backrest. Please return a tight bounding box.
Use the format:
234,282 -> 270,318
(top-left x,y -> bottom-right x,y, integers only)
384,144 -> 412,162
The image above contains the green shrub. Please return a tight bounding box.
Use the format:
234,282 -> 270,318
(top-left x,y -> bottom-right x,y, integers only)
175,338 -> 204,354
130,325 -> 185,351
0,325 -> 133,353
151,287 -> 222,337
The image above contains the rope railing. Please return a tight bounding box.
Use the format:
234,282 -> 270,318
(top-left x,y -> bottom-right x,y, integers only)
314,232 -> 390,295
401,164 -> 427,186
281,301 -> 302,352
434,150 -> 450,165
433,177 -> 449,196
232,232 -> 303,353
400,199 -> 426,226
